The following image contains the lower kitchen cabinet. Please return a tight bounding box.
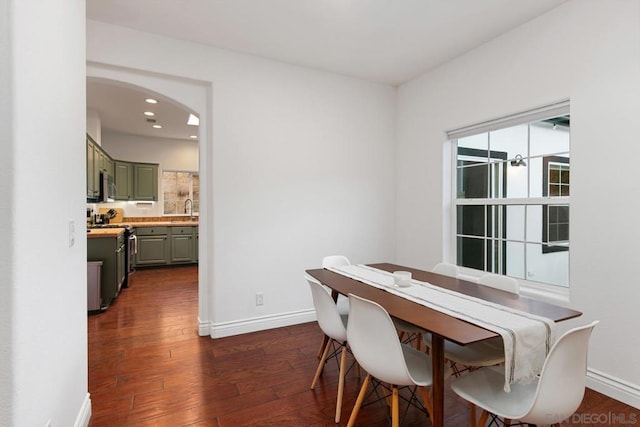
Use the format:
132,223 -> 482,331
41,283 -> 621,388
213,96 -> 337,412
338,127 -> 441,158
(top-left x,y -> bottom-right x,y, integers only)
171,227 -> 195,263
135,227 -> 169,265
134,225 -> 198,267
88,233 -> 126,308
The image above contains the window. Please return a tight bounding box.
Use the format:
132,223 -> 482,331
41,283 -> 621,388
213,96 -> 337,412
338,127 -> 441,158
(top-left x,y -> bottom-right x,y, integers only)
162,170 -> 199,216
542,156 -> 570,253
448,102 -> 570,287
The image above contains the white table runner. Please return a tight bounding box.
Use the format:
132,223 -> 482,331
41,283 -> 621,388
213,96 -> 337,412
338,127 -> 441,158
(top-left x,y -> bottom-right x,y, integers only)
329,264 -> 556,391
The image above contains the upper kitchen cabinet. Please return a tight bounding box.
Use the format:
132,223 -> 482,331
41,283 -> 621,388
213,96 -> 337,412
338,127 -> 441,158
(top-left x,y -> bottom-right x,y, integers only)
134,163 -> 158,201
113,161 -> 159,201
87,135 -> 114,202
114,161 -> 133,200
87,137 -> 98,200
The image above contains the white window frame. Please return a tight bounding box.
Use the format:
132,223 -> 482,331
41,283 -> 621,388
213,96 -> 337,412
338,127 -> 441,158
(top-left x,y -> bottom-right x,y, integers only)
446,100 -> 571,303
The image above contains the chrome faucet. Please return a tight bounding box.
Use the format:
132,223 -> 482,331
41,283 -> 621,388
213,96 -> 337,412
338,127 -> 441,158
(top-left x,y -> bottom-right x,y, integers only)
184,198 -> 193,221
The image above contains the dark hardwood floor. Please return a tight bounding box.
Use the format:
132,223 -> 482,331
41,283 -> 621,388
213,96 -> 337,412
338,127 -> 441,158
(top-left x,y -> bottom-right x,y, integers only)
88,266 -> 637,426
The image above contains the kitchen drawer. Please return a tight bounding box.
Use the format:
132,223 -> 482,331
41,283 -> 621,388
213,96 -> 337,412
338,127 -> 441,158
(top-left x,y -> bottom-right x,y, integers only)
171,226 -> 195,235
135,226 -> 168,236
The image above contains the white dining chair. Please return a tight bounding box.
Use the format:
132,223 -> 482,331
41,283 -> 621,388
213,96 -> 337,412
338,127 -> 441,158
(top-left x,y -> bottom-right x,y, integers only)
307,277 -> 352,423
346,293 -> 433,427
431,262 -> 460,278
450,321 -> 599,427
423,271 -> 519,376
478,272 -> 520,294
322,255 -> 351,315
313,255 -> 352,359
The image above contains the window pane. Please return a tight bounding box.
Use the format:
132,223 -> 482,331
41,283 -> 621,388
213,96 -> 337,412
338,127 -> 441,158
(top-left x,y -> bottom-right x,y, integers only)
457,205 -> 485,236
505,241 -> 525,279
490,125 -> 528,165
192,174 -> 200,213
529,117 -> 570,157
457,162 -> 488,199
506,205 -> 525,241
458,133 -> 488,152
526,205 -> 543,243
526,243 -> 569,287
457,237 -> 485,270
162,170 -> 200,215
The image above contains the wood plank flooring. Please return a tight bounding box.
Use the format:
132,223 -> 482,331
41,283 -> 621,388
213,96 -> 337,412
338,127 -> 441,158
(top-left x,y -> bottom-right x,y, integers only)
88,266 -> 637,426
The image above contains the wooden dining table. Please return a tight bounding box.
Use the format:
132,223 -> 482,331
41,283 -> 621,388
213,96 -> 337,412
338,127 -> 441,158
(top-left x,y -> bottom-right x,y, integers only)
305,262 -> 582,427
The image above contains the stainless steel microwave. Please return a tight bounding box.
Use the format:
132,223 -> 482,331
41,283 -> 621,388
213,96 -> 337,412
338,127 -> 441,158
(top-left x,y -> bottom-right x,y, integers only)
100,171 -> 116,202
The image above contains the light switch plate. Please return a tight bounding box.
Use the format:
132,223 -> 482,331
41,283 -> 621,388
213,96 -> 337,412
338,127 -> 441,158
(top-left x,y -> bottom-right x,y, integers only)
69,220 -> 75,247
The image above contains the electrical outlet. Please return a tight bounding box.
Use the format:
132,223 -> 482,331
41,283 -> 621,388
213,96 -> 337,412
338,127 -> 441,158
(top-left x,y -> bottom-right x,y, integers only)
256,292 -> 264,306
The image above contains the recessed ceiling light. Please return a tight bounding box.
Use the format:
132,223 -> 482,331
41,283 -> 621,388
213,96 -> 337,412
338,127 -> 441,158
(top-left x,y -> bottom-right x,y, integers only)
190,135 -> 198,139
144,111 -> 155,116
187,113 -> 199,126
145,98 -> 158,104
152,124 -> 162,129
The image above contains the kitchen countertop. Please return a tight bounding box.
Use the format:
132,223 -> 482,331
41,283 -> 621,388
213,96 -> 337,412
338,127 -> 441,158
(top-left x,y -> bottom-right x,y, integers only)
86,228 -> 125,238
87,221 -> 198,239
125,221 -> 199,227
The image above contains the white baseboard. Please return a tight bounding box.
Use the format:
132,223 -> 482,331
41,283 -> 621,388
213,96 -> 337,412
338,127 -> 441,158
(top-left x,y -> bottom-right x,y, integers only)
74,393 -> 92,427
207,309 -> 316,338
197,317 -> 210,336
587,368 -> 640,410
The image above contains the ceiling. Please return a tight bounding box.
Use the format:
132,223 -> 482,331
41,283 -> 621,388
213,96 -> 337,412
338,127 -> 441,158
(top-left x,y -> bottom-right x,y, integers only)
86,0 -> 567,140
87,80 -> 199,141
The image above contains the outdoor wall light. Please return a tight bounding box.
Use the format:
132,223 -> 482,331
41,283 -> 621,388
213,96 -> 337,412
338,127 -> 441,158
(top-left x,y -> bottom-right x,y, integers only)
511,154 -> 527,167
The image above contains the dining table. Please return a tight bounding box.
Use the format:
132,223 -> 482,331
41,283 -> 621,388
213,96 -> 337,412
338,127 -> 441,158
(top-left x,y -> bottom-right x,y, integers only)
305,262 -> 582,427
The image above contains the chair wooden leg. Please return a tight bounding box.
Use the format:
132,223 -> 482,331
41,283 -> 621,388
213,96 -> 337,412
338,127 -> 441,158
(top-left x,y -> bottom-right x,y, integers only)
415,333 -> 423,351
470,404 -> 476,427
391,386 -> 399,427
335,346 -> 348,423
347,374 -> 371,427
317,334 -> 329,358
311,340 -> 332,388
475,409 -> 489,427
504,418 -> 511,426
419,386 -> 433,422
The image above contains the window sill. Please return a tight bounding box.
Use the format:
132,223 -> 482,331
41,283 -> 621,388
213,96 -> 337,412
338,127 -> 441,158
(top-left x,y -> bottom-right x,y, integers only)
456,267 -> 571,306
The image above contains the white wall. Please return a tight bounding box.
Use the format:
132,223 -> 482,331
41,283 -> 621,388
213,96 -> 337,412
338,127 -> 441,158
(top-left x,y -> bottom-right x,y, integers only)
98,131 -> 199,218
87,21 -> 397,336
86,108 -> 101,145
396,0 -> 640,408
1,0 -> 89,426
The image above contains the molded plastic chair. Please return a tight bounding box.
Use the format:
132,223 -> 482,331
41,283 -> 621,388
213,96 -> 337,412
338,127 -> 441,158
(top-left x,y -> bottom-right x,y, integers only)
478,272 -> 520,294
423,271 -> 519,375
431,262 -> 460,278
322,255 -> 351,315
307,277 -> 351,423
450,321 -> 599,427
346,294 -> 433,427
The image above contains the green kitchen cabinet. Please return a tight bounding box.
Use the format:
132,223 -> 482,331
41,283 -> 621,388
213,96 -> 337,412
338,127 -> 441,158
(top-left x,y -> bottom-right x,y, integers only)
170,227 -> 195,263
133,163 -> 158,201
114,161 -> 133,200
87,134 -> 114,202
135,227 -> 170,265
133,225 -> 198,267
114,161 -> 158,201
87,232 -> 126,308
86,137 -> 98,200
